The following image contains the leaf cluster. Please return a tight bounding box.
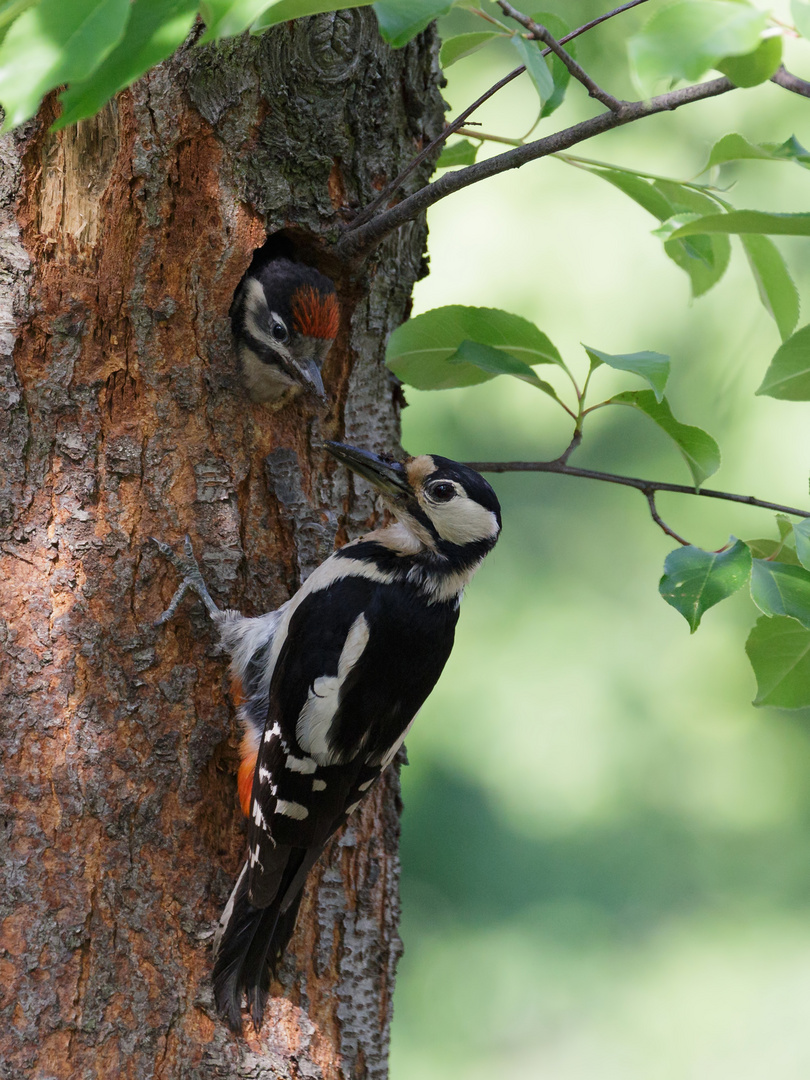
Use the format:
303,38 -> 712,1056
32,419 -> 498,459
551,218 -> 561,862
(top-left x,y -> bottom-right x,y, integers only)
0,0 -> 459,131
659,521 -> 810,709
386,305 -> 723,488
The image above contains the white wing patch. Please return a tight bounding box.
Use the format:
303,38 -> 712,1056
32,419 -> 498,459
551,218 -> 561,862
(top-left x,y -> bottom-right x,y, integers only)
285,753 -> 317,774
312,779 -> 327,791
275,799 -> 309,820
297,612 -> 370,764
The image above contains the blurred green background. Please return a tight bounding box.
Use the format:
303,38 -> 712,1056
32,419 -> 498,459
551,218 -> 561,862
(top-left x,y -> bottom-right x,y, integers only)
388,3 -> 810,1077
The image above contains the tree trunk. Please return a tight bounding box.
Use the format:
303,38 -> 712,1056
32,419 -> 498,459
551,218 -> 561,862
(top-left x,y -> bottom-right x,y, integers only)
0,14 -> 444,1079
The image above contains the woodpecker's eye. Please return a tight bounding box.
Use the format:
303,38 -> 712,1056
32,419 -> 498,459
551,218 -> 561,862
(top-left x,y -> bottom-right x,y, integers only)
271,321 -> 289,343
427,481 -> 457,503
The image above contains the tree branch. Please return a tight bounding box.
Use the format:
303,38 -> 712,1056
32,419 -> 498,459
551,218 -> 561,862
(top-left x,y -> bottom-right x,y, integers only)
463,458 -> 810,520
771,64 -> 810,97
498,0 -> 624,111
338,76 -> 734,258
345,0 -> 653,233
346,65 -> 526,231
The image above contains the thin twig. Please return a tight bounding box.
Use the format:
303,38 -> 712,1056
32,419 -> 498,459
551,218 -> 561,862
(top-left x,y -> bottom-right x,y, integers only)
338,77 -> 735,257
498,0 -> 624,112
553,429 -> 583,466
346,0 -> 652,232
771,65 -> 810,97
456,126 -> 523,146
644,490 -> 690,545
463,458 -> 810,519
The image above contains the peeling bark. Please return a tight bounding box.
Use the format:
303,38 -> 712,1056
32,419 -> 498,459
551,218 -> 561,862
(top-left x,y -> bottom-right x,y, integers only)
0,14 -> 444,1079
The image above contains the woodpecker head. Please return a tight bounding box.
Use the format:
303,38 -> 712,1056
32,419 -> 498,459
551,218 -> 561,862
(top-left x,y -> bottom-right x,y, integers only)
326,442 -> 502,562
231,258 -> 339,406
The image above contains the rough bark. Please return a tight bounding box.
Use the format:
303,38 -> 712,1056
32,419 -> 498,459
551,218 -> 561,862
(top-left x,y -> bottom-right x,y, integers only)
0,13 -> 444,1079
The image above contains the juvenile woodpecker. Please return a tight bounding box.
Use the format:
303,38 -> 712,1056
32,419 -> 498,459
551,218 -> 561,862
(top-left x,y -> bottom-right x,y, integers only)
152,443 -> 501,1032
230,258 -> 339,405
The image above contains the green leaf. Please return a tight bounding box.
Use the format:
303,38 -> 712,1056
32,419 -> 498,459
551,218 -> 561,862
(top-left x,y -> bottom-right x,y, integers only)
747,516 -> 801,566
0,0 -> 34,29
746,537 -> 801,566
756,324 -> 810,400
511,34 -> 554,103
386,305 -> 562,391
0,0 -> 132,130
440,31 -> 503,66
199,0 -> 274,39
587,165 -> 674,220
373,0 -> 453,47
449,340 -> 560,396
609,390 -> 721,488
251,0 -> 375,32
701,131 -> 810,173
528,11 -> 573,119
628,0 -> 766,94
436,138 -> 479,168
716,32 -> 782,87
794,519 -> 810,570
0,0 -> 36,49
581,165 -> 729,297
792,0 -> 810,40
767,134 -> 810,168
746,615 -> 810,708
740,234 -> 799,341
659,539 -> 752,632
669,211 -> 810,238
583,345 -> 670,401
704,132 -> 781,169
655,181 -> 731,298
751,559 -> 810,628
55,0 -> 198,129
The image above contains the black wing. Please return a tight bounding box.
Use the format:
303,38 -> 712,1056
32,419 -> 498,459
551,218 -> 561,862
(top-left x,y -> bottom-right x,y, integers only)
246,573 -> 459,907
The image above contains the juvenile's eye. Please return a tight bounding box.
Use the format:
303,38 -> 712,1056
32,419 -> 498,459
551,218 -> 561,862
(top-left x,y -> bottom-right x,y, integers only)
271,322 -> 289,343
428,481 -> 456,503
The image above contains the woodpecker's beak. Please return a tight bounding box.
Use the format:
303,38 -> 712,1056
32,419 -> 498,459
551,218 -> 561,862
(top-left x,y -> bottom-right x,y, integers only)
293,354 -> 326,400
324,443 -> 410,498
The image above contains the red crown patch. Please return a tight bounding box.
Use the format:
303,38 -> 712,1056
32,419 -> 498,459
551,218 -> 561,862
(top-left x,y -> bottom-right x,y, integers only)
291,286 -> 339,340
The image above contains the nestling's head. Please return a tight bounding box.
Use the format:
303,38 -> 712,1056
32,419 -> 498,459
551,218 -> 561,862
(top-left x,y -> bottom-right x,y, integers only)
325,442 -> 501,559
232,258 -> 339,405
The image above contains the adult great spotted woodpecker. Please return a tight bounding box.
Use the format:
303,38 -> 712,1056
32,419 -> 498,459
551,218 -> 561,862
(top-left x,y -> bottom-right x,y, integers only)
230,257 -> 339,405
152,442 -> 501,1032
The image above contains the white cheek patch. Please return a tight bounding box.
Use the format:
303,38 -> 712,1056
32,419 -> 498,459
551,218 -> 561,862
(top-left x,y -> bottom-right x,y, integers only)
242,279 -> 292,357
296,613 -> 371,763
432,497 -> 499,546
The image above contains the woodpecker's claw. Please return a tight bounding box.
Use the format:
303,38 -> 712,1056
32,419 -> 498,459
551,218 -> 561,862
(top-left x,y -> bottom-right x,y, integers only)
151,534 -> 222,624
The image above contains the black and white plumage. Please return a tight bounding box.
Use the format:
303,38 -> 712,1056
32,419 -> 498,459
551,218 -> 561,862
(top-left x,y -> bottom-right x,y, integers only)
153,443 -> 501,1032
230,258 -> 339,405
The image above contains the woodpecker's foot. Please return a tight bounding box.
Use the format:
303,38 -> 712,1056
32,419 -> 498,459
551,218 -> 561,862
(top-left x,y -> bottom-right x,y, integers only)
151,535 -> 222,625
